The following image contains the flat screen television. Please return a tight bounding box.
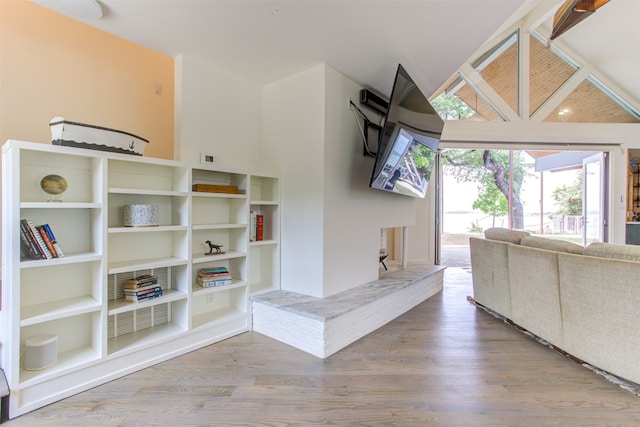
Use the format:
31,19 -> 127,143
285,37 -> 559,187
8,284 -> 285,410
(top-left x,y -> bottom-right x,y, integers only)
369,64 -> 444,198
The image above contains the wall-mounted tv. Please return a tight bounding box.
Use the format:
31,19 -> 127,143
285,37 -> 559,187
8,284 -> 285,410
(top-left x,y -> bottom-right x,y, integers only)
369,64 -> 445,198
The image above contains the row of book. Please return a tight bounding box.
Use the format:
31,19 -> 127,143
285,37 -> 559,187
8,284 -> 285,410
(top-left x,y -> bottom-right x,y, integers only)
124,274 -> 163,303
249,211 -> 264,242
20,219 -> 64,260
197,266 -> 232,288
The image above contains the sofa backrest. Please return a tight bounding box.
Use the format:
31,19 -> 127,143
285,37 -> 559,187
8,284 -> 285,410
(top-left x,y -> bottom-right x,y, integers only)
484,227 -> 530,244
520,235 -> 584,255
584,241 -> 640,261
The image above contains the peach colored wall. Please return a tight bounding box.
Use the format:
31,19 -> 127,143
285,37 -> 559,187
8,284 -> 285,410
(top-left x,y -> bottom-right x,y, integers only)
0,0 -> 174,160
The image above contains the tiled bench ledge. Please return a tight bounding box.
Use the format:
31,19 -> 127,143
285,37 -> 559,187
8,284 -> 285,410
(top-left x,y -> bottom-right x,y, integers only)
251,263 -> 445,358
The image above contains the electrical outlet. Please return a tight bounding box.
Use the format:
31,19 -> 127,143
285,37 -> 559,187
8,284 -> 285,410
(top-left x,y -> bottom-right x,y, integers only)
200,153 -> 215,165
207,293 -> 215,303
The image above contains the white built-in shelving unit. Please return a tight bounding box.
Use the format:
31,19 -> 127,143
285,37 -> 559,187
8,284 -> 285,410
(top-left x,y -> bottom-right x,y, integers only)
1,140 -> 279,418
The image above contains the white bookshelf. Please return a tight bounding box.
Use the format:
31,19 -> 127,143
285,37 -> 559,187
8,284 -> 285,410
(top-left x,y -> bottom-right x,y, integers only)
1,140 -> 280,418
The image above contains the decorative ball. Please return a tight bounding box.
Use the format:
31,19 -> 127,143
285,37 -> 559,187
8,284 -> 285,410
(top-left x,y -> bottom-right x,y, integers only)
40,174 -> 68,195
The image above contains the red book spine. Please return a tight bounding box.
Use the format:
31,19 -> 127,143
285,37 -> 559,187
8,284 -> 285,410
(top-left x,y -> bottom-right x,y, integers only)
256,214 -> 264,241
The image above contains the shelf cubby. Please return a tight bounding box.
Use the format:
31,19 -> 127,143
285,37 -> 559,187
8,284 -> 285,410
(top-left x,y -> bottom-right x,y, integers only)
21,206 -> 102,258
249,243 -> 280,295
192,227 -> 246,258
192,168 -> 248,194
108,229 -> 188,266
249,203 -> 278,242
20,261 -> 103,326
191,195 -> 247,226
19,148 -> 103,204
107,192 -> 188,228
19,311 -> 102,385
191,285 -> 247,330
249,175 -> 278,203
108,159 -> 189,193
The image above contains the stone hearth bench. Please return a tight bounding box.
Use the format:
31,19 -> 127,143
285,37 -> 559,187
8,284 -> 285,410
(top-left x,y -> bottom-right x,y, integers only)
251,264 -> 445,358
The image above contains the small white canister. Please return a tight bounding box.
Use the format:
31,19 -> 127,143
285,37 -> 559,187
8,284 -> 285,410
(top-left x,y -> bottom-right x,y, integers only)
24,334 -> 58,371
124,204 -> 160,227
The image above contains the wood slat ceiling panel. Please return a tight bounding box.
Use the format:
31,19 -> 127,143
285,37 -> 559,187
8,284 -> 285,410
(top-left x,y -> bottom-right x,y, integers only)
544,79 -> 640,123
529,35 -> 577,115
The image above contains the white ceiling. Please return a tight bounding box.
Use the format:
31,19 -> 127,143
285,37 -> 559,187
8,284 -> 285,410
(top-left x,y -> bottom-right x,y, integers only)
31,0 -> 531,97
30,0 -> 640,108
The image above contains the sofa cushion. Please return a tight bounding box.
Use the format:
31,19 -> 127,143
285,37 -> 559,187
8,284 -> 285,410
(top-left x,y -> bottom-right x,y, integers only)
484,227 -> 530,244
520,235 -> 584,254
584,242 -> 640,262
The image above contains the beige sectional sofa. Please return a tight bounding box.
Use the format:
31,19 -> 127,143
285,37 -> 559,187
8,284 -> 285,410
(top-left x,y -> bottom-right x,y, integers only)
470,228 -> 640,386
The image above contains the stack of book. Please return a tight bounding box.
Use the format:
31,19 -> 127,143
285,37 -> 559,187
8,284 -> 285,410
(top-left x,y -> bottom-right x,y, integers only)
197,267 -> 232,287
19,219 -> 64,260
124,274 -> 163,302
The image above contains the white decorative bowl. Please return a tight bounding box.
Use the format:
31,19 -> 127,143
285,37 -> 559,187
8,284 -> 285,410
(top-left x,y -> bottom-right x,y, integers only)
124,204 -> 160,227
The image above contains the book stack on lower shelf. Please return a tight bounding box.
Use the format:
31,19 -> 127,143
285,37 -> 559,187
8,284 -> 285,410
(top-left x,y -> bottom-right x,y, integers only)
19,219 -> 64,260
197,267 -> 232,287
124,274 -> 163,302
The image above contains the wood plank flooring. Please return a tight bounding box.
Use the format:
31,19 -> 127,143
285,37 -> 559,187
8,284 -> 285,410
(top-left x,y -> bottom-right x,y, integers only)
6,267 -> 640,426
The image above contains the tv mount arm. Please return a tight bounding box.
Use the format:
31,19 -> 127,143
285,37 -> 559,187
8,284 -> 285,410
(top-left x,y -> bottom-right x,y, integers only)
348,90 -> 387,158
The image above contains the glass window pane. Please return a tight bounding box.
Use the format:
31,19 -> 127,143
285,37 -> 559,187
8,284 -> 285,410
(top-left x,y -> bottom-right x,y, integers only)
432,77 -> 502,122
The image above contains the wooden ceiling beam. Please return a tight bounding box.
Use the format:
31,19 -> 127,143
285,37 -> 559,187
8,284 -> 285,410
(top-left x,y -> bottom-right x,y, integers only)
550,0 -> 611,40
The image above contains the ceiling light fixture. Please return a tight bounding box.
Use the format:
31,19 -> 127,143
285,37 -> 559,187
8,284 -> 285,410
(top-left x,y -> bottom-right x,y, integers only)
550,0 -> 610,40
31,0 -> 104,20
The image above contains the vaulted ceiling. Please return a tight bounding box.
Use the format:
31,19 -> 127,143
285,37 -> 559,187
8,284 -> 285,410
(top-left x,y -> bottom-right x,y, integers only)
436,0 -> 640,124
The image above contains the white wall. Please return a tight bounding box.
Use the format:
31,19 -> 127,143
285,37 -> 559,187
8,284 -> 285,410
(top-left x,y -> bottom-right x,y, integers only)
262,65 -> 326,297
263,64 -> 417,298
174,54 -> 263,172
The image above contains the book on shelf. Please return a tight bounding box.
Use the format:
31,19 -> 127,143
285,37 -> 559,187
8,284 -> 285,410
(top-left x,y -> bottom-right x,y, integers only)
198,271 -> 230,278
125,288 -> 163,302
19,223 -> 43,260
37,225 -> 58,257
20,219 -> 51,259
42,223 -> 64,257
198,278 -> 233,288
124,274 -> 159,289
19,220 -> 64,260
198,267 -> 229,276
197,267 -> 232,287
256,214 -> 264,241
197,274 -> 230,283
249,212 -> 265,242
124,283 -> 162,294
250,210 -> 257,242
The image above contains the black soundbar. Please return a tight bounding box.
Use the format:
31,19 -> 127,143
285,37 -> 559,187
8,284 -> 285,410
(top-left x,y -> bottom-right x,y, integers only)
359,89 -> 389,115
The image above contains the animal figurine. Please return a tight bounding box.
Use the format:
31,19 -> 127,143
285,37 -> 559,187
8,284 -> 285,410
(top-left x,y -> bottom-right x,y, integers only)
205,240 -> 224,255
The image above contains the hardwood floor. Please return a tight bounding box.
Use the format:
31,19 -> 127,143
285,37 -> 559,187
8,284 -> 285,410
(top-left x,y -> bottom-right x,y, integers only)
6,267 -> 640,426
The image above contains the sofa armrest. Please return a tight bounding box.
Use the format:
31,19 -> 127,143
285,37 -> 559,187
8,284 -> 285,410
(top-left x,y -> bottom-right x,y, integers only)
470,237 -> 512,318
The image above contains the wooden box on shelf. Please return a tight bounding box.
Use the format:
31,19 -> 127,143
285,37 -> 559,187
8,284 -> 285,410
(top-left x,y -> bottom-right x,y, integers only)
192,184 -> 238,194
